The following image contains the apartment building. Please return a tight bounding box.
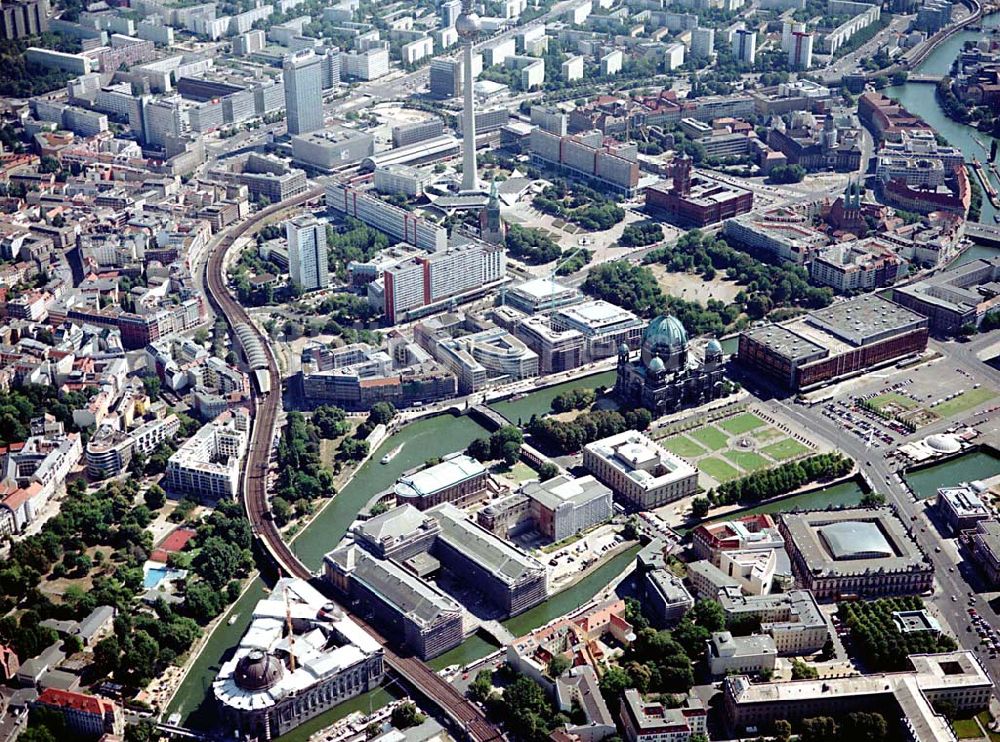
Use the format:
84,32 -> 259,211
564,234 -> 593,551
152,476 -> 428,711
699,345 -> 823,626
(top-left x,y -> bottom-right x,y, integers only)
34,689 -> 124,739
164,408 -> 249,500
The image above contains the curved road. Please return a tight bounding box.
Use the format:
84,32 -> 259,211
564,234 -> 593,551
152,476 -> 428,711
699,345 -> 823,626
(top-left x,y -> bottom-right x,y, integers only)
202,191 -> 503,742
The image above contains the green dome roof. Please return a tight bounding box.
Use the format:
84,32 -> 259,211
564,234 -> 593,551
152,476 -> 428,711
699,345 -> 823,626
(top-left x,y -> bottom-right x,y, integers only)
706,338 -> 723,354
643,315 -> 688,355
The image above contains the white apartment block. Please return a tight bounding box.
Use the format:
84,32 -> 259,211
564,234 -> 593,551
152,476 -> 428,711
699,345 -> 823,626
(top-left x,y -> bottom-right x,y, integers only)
326,181 -> 447,252
380,243 -> 505,324
342,47 -> 390,80
164,409 -> 249,500
401,36 -> 433,64
600,49 -> 623,76
562,55 -> 584,81
876,154 -> 946,187
286,215 -> 330,290
664,42 -> 685,70
374,164 -> 429,196
690,26 -> 714,59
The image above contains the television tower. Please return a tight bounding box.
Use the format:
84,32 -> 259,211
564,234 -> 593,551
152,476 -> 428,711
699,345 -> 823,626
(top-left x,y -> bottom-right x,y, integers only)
456,0 -> 481,193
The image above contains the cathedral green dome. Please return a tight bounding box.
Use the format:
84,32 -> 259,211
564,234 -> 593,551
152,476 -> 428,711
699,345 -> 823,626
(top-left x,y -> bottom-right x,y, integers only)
642,315 -> 688,358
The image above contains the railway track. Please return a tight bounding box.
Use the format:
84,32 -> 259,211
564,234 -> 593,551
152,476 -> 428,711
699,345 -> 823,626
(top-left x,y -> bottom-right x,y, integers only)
201,190 -> 503,742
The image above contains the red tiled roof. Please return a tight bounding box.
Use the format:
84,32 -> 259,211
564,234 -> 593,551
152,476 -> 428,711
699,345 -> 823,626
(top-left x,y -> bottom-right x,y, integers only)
2,482 -> 42,512
38,688 -> 114,716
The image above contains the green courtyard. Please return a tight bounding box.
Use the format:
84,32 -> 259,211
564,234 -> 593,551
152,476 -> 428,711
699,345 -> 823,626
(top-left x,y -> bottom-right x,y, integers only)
658,411 -> 816,485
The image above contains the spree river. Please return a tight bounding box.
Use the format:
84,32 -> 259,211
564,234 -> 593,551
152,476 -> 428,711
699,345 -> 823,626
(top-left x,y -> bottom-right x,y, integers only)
886,12 -> 1000,265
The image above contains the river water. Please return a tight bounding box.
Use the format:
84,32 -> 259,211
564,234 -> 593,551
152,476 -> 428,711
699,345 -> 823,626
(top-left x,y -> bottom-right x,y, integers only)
885,13 -> 1000,265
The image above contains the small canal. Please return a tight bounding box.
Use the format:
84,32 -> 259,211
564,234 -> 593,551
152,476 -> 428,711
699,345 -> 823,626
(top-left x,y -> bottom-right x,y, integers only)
906,449 -> 1000,499
489,369 -> 618,424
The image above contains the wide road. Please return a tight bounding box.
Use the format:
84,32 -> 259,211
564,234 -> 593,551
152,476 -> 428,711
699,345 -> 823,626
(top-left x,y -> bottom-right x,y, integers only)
202,192 -> 504,742
746,343 -> 1000,692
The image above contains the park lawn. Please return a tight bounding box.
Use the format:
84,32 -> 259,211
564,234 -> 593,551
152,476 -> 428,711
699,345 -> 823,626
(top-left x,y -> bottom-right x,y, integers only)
752,427 -> 784,443
952,717 -> 983,739
699,457 -> 740,482
723,450 -> 770,472
663,435 -> 706,458
505,461 -> 541,483
719,412 -> 766,435
689,425 -> 730,451
869,391 -> 918,411
762,438 -> 811,461
934,387 -> 997,417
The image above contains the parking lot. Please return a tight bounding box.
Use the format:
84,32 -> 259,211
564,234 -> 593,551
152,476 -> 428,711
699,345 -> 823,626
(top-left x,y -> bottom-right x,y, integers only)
816,357 -> 997,455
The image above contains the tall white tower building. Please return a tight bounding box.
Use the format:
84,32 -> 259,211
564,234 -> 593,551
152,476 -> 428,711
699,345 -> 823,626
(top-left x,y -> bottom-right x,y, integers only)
283,49 -> 323,136
286,215 -> 329,291
456,0 -> 481,193
733,28 -> 756,65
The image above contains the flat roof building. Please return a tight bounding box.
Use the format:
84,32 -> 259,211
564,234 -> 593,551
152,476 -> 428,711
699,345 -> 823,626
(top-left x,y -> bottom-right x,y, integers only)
692,513 -> 784,564
717,587 -> 829,655
551,300 -> 644,362
936,483 -> 991,533
707,631 -> 777,677
970,519 -> 1000,586
779,507 -> 934,600
724,651 -> 991,740
394,452 -> 491,511
506,277 -> 583,315
519,474 -> 613,543
635,540 -> 694,627
583,430 -> 698,511
291,126 -> 375,172
164,408 -> 249,501
738,294 -> 929,390
620,689 -> 707,742
513,315 -> 585,375
892,257 -> 1000,334
431,327 -> 539,394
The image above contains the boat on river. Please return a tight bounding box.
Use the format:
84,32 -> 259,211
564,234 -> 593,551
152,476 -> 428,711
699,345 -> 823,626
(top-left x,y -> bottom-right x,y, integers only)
381,443 -> 404,464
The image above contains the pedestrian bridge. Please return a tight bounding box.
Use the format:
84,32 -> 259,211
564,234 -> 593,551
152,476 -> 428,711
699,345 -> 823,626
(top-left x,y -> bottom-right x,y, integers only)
906,73 -> 944,83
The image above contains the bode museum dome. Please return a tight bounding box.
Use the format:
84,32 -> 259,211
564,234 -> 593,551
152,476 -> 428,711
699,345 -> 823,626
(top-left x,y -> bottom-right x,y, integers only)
615,315 -> 727,416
